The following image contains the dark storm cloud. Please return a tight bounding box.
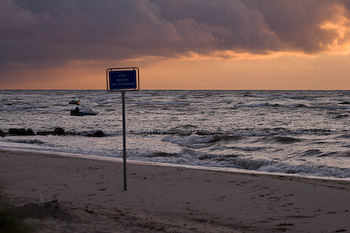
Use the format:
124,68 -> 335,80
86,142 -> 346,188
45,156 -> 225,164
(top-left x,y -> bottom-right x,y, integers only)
245,0 -> 350,52
0,0 -> 349,68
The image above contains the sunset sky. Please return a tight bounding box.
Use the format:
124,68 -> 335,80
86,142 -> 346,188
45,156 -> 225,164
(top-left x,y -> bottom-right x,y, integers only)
1,0 -> 350,90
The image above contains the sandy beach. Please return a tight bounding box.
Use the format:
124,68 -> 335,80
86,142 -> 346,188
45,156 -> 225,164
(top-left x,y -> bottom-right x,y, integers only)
0,149 -> 349,233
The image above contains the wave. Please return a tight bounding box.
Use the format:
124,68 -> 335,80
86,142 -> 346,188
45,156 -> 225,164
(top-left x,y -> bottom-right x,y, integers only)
162,135 -> 216,149
235,102 -> 311,109
258,163 -> 350,178
318,151 -> 350,158
338,134 -> 350,139
230,146 -> 267,152
298,128 -> 334,135
208,135 -> 243,143
136,126 -> 296,138
301,149 -> 322,157
161,134 -> 245,149
220,157 -> 272,170
232,100 -> 350,112
271,136 -> 303,144
125,127 -> 339,139
146,152 -> 179,158
195,152 -> 350,178
334,114 -> 349,119
7,139 -> 45,145
294,149 -> 350,158
135,100 -> 191,107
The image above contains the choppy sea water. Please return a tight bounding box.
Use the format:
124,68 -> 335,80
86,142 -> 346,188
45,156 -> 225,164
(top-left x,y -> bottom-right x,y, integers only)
0,90 -> 349,180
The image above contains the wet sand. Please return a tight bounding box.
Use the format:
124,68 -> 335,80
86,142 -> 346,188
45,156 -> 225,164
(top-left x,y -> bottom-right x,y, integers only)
0,149 -> 349,232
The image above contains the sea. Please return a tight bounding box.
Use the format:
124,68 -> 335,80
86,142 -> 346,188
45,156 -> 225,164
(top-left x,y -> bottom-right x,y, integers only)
0,90 -> 349,180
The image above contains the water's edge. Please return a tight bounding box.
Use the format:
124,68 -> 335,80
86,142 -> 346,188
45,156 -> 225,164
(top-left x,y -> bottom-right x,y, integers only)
2,148 -> 349,182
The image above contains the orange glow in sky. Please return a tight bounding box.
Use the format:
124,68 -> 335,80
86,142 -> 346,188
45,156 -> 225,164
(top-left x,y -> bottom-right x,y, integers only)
2,51 -> 349,90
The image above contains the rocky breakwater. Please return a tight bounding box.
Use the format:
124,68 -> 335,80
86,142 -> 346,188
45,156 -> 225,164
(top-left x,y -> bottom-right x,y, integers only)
1,128 -> 105,137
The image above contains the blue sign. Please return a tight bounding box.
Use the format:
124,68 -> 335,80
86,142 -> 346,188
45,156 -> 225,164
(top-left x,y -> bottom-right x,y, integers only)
109,70 -> 137,90
106,67 -> 140,191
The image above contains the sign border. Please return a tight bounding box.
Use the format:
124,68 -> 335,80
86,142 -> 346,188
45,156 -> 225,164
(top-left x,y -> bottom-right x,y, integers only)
106,67 -> 140,92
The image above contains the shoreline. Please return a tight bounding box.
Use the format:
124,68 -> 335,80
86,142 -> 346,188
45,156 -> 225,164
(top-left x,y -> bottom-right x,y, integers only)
2,148 -> 349,183
1,149 -> 349,232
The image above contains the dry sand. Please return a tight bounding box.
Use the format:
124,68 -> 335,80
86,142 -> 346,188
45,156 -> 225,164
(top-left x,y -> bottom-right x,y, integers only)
0,149 -> 349,233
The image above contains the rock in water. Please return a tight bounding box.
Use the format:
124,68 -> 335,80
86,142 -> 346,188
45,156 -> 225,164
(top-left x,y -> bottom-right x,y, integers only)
9,128 -> 26,136
93,130 -> 105,137
26,129 -> 35,136
54,127 -> 65,136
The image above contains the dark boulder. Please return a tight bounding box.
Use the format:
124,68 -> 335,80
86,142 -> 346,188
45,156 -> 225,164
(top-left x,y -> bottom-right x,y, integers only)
54,127 -> 65,136
93,130 -> 105,137
339,101 -> 350,105
9,128 -> 27,136
26,129 -> 36,136
66,130 -> 77,135
0,129 -> 4,137
86,130 -> 105,137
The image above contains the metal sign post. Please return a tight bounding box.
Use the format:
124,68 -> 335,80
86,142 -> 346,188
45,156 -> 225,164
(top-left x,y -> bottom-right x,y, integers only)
121,91 -> 127,191
106,67 -> 140,191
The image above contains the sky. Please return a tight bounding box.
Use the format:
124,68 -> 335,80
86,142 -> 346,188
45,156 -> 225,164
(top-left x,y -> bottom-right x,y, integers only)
0,0 -> 350,90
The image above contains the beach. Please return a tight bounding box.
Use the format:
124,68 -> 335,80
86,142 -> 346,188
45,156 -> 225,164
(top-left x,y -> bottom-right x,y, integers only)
0,149 -> 349,233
